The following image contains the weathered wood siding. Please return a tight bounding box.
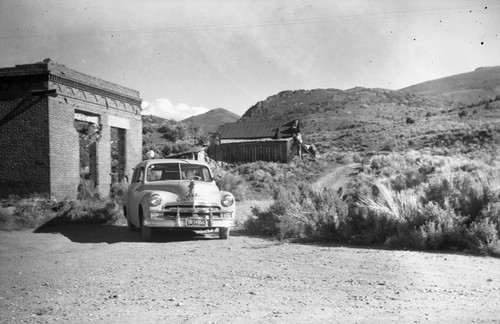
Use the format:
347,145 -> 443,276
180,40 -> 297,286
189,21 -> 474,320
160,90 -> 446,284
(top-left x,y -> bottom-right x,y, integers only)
208,139 -> 292,163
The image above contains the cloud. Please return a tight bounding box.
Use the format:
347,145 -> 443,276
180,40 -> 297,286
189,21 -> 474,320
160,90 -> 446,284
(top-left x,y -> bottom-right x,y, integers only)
141,98 -> 209,121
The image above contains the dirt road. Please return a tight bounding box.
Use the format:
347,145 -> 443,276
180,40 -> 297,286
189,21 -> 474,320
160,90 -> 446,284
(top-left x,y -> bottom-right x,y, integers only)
1,224 -> 499,324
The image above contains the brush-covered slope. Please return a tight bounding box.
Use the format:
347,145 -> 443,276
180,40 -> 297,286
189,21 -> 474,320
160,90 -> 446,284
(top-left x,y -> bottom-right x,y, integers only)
400,66 -> 500,106
141,115 -> 208,157
142,114 -> 167,125
238,86 -> 500,155
182,108 -> 240,133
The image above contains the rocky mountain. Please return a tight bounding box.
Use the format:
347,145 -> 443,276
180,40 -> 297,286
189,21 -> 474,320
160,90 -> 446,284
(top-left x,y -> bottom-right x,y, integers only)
240,87 -> 449,121
182,108 -> 240,133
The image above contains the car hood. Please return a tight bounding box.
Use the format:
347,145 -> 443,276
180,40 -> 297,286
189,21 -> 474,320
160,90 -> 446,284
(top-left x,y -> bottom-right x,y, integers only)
143,180 -> 222,202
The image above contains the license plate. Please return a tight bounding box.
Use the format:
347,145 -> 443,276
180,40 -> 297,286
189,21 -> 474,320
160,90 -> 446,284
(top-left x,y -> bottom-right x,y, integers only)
186,218 -> 206,226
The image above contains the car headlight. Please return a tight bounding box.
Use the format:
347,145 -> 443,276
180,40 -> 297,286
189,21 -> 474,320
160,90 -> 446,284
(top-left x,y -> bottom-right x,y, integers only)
221,194 -> 234,207
149,194 -> 162,207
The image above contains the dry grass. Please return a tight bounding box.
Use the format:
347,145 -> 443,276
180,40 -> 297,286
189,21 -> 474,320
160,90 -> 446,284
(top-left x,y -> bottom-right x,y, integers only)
357,182 -> 421,220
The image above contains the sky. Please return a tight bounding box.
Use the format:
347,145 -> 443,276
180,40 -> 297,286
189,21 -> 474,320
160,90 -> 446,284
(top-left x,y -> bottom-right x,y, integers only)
1,0 -> 499,120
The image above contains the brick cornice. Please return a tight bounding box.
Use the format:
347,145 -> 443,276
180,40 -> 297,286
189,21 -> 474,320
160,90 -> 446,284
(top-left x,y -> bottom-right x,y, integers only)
49,74 -> 142,107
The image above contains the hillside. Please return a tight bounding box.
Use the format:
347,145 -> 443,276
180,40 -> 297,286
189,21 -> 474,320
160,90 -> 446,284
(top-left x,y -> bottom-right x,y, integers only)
142,114 -> 167,125
400,66 -> 500,106
237,86 -> 500,155
241,87 -> 449,121
182,108 -> 240,133
141,115 -> 207,157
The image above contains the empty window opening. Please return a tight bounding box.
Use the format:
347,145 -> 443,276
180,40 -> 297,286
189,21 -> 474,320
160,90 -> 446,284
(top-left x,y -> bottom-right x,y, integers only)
111,127 -> 126,183
74,112 -> 101,187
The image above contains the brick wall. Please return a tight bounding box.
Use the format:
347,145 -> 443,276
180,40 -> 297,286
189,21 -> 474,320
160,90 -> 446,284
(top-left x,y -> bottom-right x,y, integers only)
0,95 -> 51,197
126,118 -> 143,179
48,97 -> 80,199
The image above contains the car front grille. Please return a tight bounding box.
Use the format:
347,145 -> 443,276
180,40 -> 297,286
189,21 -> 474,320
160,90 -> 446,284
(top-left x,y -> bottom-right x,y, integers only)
162,204 -> 222,218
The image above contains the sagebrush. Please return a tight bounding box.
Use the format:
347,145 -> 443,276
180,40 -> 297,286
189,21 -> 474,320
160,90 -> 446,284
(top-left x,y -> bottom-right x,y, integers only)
243,151 -> 500,255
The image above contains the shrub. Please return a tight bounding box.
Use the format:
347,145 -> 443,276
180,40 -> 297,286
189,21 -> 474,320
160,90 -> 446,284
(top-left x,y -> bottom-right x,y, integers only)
78,179 -> 100,200
404,202 -> 466,250
335,152 -> 362,164
391,169 -> 427,191
0,195 -> 59,231
49,199 -> 121,226
244,200 -> 284,236
244,183 -> 348,241
357,182 -> 422,221
159,140 -> 196,156
110,181 -> 128,203
480,202 -> 500,232
423,172 -> 497,223
341,173 -> 375,203
142,124 -> 154,134
357,170 -> 500,254
410,220 -> 446,250
158,121 -> 189,141
369,154 -> 404,174
217,170 -> 248,201
159,142 -> 174,156
464,219 -> 500,254
1,193 -> 124,231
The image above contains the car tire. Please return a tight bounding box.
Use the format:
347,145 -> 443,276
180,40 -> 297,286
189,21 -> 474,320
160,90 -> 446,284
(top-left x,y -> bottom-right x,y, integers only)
140,207 -> 153,242
124,206 -> 135,231
127,218 -> 138,232
219,227 -> 230,240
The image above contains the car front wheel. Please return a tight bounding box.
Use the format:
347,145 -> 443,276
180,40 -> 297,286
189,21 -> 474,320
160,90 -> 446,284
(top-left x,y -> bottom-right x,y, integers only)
127,218 -> 138,231
219,227 -> 229,239
124,206 -> 137,231
140,207 -> 153,242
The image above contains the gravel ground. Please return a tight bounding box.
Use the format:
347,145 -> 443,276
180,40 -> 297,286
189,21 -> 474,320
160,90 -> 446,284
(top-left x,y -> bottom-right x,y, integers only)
1,222 -> 499,324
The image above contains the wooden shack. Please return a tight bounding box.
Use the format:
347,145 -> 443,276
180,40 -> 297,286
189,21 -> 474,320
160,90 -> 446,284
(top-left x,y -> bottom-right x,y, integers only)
207,120 -> 300,163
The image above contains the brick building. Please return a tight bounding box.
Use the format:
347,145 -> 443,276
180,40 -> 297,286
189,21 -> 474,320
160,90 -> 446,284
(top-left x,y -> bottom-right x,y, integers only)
0,59 -> 142,199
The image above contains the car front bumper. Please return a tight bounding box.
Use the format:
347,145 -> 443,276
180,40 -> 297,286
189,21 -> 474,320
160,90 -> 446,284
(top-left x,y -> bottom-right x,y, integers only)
144,217 -> 235,228
144,208 -> 235,228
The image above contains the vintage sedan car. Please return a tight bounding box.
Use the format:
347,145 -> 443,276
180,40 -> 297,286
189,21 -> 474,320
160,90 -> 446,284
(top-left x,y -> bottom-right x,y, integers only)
124,159 -> 236,241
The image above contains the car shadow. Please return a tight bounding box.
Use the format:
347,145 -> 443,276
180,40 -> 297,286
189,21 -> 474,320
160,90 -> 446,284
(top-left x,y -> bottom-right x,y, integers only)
34,224 -> 220,244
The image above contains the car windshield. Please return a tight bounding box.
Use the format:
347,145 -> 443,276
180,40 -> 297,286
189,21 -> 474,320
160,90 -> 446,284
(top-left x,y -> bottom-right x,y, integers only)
146,163 -> 212,182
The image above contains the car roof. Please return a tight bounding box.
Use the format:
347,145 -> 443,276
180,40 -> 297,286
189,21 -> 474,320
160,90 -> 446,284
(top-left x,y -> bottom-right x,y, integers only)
135,159 -> 209,168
